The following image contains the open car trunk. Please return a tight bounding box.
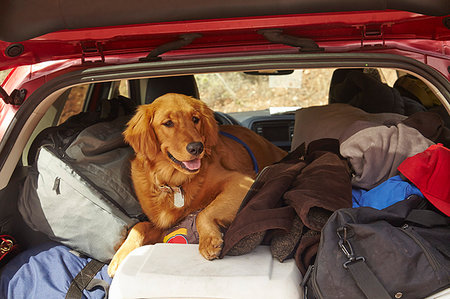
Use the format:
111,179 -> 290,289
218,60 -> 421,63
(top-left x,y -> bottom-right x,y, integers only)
0,1 -> 449,297
0,53 -> 449,298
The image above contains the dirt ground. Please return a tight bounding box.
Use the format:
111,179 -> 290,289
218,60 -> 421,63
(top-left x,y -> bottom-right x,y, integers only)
197,69 -> 333,112
197,68 -> 397,113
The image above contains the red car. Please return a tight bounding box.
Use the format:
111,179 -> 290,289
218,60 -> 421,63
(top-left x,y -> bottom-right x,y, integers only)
0,1 -> 449,298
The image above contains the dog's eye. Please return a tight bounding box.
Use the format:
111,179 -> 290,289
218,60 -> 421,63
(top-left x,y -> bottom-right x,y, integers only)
163,120 -> 174,127
192,116 -> 200,124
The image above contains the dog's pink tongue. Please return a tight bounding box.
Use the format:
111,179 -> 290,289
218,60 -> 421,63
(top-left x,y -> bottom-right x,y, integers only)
183,158 -> 201,170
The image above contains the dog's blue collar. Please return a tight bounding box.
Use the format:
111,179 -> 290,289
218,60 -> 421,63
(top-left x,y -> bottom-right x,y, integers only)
219,131 -> 259,174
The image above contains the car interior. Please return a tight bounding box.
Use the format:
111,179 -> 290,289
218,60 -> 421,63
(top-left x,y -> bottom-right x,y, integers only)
1,63 -> 449,298
22,67 -> 449,162
0,1 -> 449,297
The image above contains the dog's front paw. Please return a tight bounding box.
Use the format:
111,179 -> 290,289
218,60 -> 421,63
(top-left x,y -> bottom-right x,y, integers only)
108,247 -> 133,277
199,233 -> 223,260
108,252 -> 124,277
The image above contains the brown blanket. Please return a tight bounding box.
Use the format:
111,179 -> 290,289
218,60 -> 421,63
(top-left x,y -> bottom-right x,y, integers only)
220,139 -> 352,274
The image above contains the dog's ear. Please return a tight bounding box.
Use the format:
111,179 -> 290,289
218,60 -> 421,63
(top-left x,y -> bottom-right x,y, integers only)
199,102 -> 219,153
123,105 -> 158,158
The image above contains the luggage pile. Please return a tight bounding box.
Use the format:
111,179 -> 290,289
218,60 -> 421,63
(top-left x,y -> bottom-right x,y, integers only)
220,104 -> 450,298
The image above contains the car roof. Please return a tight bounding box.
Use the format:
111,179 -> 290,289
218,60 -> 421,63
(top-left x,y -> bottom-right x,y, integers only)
0,0 -> 449,72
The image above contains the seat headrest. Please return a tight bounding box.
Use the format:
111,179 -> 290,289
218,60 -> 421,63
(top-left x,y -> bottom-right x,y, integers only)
328,68 -> 381,104
145,75 -> 199,103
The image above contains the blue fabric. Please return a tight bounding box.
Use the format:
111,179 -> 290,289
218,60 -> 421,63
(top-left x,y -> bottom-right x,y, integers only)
0,241 -> 111,299
352,175 -> 424,210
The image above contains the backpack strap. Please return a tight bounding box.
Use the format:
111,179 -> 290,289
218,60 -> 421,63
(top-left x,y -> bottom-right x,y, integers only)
65,259 -> 109,299
405,209 -> 450,228
337,226 -> 391,299
344,258 -> 391,299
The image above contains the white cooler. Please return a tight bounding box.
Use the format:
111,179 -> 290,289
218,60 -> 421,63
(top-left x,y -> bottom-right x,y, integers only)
109,243 -> 302,299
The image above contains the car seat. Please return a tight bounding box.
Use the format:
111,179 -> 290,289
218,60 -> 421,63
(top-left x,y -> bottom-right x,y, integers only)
328,68 -> 426,115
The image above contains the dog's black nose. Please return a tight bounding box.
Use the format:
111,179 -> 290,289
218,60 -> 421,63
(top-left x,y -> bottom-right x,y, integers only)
186,142 -> 204,156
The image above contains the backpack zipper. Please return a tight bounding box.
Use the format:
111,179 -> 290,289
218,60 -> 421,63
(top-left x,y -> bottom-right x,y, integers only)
399,224 -> 439,272
310,264 -> 325,299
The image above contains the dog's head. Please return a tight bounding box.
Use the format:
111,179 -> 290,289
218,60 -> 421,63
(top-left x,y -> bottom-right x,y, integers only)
124,93 -> 219,174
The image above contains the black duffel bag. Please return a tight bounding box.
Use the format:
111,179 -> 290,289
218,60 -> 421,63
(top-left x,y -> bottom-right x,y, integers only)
302,195 -> 450,299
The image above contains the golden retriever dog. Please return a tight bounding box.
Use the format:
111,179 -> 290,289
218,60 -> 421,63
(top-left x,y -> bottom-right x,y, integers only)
108,93 -> 287,276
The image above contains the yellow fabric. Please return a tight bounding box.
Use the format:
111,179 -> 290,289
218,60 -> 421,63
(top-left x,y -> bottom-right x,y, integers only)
163,228 -> 188,243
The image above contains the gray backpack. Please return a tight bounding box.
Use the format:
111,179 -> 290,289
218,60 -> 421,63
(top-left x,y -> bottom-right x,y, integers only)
302,195 -> 450,299
19,114 -> 144,262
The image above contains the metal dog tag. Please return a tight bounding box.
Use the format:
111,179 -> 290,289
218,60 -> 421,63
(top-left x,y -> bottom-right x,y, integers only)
173,187 -> 184,208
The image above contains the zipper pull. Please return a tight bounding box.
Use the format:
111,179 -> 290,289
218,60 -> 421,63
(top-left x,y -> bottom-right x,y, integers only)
52,177 -> 61,195
301,264 -> 314,287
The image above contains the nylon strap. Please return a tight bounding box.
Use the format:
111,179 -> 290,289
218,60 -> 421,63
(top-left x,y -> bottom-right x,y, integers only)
405,209 -> 450,228
87,278 -> 110,297
65,259 -> 107,299
345,258 -> 391,299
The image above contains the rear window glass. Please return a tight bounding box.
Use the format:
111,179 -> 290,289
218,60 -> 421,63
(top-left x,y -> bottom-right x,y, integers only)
195,68 -> 399,113
58,85 -> 89,124
0,69 -> 12,85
